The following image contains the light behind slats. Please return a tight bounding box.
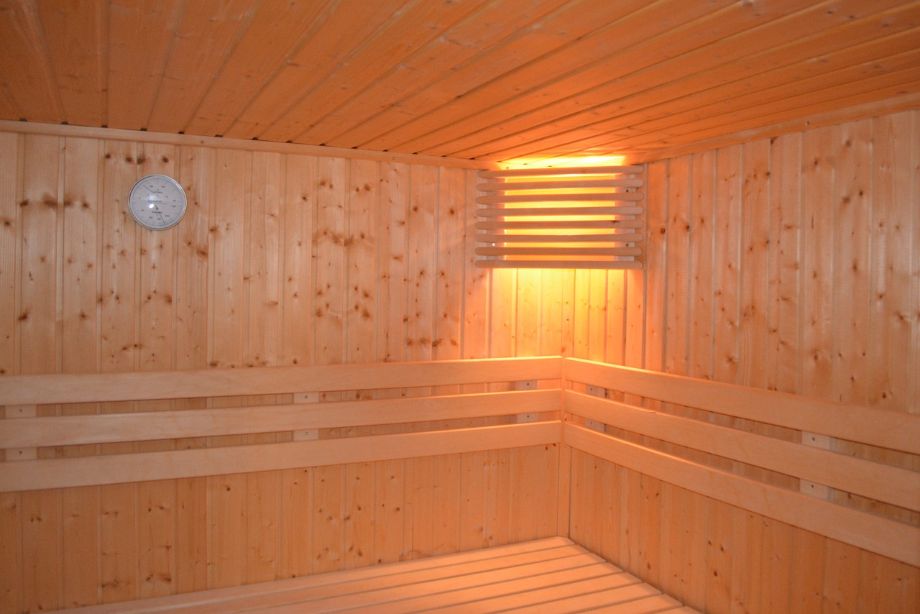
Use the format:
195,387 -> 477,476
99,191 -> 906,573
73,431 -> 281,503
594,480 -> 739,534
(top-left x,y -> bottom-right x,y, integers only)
475,165 -> 645,269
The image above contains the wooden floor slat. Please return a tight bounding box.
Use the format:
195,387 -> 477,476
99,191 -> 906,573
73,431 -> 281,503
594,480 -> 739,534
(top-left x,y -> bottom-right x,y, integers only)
238,552 -> 600,612
67,537 -> 696,613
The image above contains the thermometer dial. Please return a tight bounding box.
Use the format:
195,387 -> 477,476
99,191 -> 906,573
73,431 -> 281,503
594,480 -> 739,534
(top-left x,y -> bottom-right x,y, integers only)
128,174 -> 187,230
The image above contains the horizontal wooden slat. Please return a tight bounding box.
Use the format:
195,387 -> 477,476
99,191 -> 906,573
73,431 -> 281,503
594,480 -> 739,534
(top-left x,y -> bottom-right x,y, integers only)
564,358 -> 920,455
476,233 -> 643,244
0,421 -> 561,492
479,166 -> 644,178
0,389 -> 561,448
477,260 -> 643,270
476,247 -> 641,257
566,390 -> 920,512
352,564 -> 626,614
564,424 -> 920,567
0,356 -> 562,405
476,193 -> 644,204
477,206 -> 643,217
477,178 -> 644,191
475,220 -> 643,230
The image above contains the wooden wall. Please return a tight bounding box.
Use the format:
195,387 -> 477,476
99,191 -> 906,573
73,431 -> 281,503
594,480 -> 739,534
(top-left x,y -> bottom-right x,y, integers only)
564,109 -> 920,613
569,451 -> 918,614
1,104 -> 918,612
0,129 -> 563,611
0,131 -> 496,376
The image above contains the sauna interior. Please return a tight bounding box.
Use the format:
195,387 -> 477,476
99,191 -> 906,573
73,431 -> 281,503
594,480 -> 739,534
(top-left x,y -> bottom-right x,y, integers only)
0,1 -> 918,612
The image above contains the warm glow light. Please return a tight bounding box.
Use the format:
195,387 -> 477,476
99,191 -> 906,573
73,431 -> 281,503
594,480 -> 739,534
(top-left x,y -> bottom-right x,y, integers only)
498,154 -> 628,170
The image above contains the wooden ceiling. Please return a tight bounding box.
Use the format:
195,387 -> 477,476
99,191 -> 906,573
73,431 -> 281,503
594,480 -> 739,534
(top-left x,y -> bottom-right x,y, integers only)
1,0 -> 919,163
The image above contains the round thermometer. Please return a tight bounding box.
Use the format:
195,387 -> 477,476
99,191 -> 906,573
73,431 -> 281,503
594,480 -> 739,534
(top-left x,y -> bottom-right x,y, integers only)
128,174 -> 187,230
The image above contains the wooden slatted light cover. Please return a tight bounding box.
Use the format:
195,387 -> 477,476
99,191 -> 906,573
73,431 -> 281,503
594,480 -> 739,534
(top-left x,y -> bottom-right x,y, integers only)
475,165 -> 645,269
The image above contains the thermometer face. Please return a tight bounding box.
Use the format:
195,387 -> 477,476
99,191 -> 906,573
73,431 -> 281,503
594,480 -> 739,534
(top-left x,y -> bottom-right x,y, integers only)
128,174 -> 187,230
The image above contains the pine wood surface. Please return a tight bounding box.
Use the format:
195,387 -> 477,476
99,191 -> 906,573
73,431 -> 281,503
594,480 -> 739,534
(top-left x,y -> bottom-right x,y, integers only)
60,537 -> 693,614
1,108 -> 918,612
0,1 -> 918,162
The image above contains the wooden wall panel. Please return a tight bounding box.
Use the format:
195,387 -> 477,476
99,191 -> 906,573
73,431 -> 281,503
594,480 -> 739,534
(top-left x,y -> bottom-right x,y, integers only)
0,125 -> 565,610
564,109 -> 920,614
570,451 -> 919,614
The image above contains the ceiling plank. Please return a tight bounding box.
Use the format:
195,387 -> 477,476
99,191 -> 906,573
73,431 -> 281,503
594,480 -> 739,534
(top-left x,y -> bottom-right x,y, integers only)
295,0 -> 572,147
628,91 -> 920,163
366,0 -> 745,153
183,0 -> 338,137
146,0 -> 255,133
107,0 -> 183,130
0,0 -> 63,122
258,0 -> 495,143
220,0 -> 409,140
36,0 -> 107,127
620,66 -> 920,150
476,15 -> 920,161
341,0 -> 652,149
445,0 -> 915,158
402,0 -> 836,156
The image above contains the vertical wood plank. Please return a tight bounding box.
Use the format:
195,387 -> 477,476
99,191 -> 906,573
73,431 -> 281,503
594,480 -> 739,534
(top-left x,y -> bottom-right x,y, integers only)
402,456 -> 434,559
175,477 -> 207,594
279,467 -> 313,579
20,490 -> 62,612
346,159 -> 379,367
738,139 -> 771,390
407,165 -> 438,374
644,160 -> 668,376
869,112 -> 912,411
312,465 -> 345,573
207,474 -> 247,589
459,451 -> 488,550
245,470 -> 281,583
435,167 -> 465,367
377,162 -> 408,365
247,152 -> 284,368
799,125 -> 837,400
605,270 -> 626,365
344,462 -> 375,569
0,492 -> 23,613
314,157 -> 347,367
664,156 -> 691,377
19,134 -> 61,376
830,120 -> 872,405
0,132 -> 19,378
373,460 -> 405,565
210,149 -> 250,368
281,155 -> 316,367
712,145 -> 742,385
432,454 -> 461,554
136,480 -> 176,598
771,133 -> 802,395
688,150 -> 715,380
515,270 -> 541,357
100,139 -> 138,375
174,146 -> 212,372
587,269 -> 606,361
539,270 -> 564,356
99,483 -> 137,603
